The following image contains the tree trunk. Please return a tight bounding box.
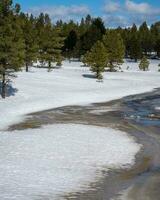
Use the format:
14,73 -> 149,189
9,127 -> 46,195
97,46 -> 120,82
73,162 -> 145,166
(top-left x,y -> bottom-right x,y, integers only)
109,61 -> 113,72
48,61 -> 51,72
96,70 -> 102,80
26,63 -> 29,72
96,70 -> 99,79
1,73 -> 6,99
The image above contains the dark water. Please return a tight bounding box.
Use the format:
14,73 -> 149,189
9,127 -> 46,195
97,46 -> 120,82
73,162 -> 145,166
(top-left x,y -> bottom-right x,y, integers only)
8,89 -> 160,200
123,90 -> 160,126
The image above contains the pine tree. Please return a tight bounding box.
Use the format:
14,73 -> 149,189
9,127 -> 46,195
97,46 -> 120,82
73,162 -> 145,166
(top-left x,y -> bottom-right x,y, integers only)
85,14 -> 92,26
79,17 -> 86,35
36,13 -> 45,63
155,37 -> 160,57
22,14 -> 39,72
38,14 -> 64,71
0,0 -> 25,98
129,33 -> 142,62
117,28 -> 130,58
139,22 -> 152,55
83,41 -> 108,80
92,17 -> 106,35
64,30 -> 78,60
128,24 -> 142,62
103,31 -> 125,71
77,17 -> 105,56
139,56 -> 150,71
151,22 -> 160,57
80,26 -> 102,54
56,20 -> 63,28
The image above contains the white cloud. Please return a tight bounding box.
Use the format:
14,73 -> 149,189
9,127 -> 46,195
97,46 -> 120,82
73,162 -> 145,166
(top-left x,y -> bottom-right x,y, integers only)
28,1 -> 160,27
103,15 -> 128,27
28,5 -> 90,21
104,1 -> 120,13
103,0 -> 160,27
125,0 -> 151,14
125,0 -> 160,15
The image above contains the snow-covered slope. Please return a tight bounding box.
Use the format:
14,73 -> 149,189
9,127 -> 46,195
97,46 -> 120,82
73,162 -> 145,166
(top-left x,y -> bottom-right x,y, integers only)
0,124 -> 141,200
0,60 -> 160,129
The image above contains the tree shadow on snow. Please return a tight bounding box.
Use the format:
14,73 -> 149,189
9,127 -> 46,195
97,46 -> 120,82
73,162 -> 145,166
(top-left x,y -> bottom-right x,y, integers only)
82,74 -> 96,79
126,59 -> 137,63
0,82 -> 18,97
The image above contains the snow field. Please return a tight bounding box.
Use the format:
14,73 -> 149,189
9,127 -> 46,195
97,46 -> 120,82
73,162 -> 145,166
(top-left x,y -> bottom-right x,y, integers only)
0,124 -> 141,200
0,59 -> 159,199
0,60 -> 160,130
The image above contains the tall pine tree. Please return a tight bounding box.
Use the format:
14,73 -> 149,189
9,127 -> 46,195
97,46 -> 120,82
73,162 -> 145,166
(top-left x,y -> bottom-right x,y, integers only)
139,22 -> 152,55
64,30 -> 78,60
83,41 -> 108,80
0,0 -> 25,98
77,17 -> 106,56
38,14 -> 64,71
22,14 -> 39,72
128,24 -> 142,62
151,22 -> 160,57
103,30 -> 125,71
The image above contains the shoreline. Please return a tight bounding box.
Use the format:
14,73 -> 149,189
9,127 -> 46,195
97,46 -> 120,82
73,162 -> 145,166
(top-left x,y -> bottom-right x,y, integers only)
62,89 -> 160,200
0,86 -> 157,131
1,59 -> 160,131
0,90 -> 160,200
5,89 -> 160,200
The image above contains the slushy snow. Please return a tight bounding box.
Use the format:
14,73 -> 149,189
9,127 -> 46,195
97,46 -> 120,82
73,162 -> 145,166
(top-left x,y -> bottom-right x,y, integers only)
0,124 -> 141,200
0,60 -> 159,199
0,60 -> 160,129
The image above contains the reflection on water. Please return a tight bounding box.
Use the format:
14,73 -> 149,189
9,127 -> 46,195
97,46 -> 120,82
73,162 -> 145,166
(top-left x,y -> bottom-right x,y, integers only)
123,90 -> 160,126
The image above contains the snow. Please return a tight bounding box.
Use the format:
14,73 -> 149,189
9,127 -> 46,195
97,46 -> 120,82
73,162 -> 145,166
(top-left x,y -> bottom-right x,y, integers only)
0,59 -> 159,198
122,59 -> 160,72
0,59 -> 160,130
0,124 -> 141,200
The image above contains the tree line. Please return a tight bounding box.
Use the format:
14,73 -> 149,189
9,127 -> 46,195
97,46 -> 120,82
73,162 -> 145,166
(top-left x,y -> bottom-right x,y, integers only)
0,0 -> 160,98
0,0 -> 64,98
61,17 -> 160,61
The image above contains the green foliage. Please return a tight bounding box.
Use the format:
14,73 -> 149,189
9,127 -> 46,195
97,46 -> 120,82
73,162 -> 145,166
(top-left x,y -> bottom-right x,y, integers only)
128,24 -> 142,62
139,56 -> 150,71
155,37 -> 160,57
129,34 -> 142,62
139,22 -> 153,55
0,0 -> 25,98
74,17 -> 106,57
151,22 -> 160,57
92,17 -> 106,35
56,17 -> 160,61
56,54 -> 63,67
21,14 -> 39,72
64,30 -> 78,59
83,41 -> 108,80
1,0 -> 160,98
37,14 -> 64,70
103,31 -> 125,71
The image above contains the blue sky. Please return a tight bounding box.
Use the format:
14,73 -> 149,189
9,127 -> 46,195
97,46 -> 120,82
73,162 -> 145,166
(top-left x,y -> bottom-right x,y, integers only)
14,0 -> 160,27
